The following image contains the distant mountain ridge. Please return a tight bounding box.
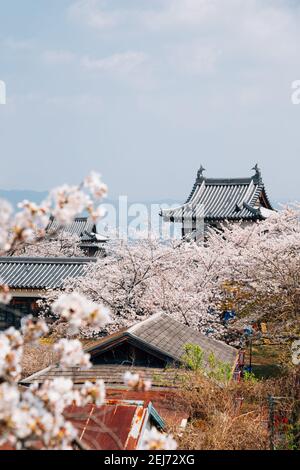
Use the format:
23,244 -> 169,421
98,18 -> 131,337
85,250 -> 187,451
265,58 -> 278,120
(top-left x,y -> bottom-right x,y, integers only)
0,189 -> 181,208
0,190 -> 48,208
0,188 -> 289,210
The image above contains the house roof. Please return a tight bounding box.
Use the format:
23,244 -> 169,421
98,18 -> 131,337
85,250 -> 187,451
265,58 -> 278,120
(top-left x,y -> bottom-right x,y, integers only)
21,313 -> 238,387
161,165 -> 274,223
1,399 -> 165,451
20,365 -> 187,429
0,257 -> 96,289
20,364 -> 183,389
46,216 -> 104,244
86,312 -> 238,369
65,400 -> 164,450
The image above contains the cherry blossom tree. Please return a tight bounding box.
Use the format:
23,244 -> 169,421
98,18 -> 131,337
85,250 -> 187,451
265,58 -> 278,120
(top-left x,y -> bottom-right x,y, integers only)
0,306 -> 108,449
0,172 -> 110,449
10,232 -> 84,258
57,236 -> 227,339
51,205 -> 300,348
0,172 -> 175,450
0,171 -> 107,256
207,205 -> 300,344
2,170 -> 297,449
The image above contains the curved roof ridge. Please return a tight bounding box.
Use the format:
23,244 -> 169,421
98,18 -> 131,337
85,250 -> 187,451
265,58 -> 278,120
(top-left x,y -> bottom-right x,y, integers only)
264,189 -> 274,210
242,202 -> 260,217
185,179 -> 205,204
187,180 -> 206,205
204,177 -> 253,185
236,179 -> 255,211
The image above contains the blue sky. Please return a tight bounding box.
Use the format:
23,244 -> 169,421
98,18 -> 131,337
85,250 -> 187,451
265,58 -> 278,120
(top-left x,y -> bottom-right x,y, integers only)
0,0 -> 300,202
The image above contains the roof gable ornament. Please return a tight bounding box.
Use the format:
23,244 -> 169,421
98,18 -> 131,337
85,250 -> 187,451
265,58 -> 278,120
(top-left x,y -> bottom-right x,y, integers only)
197,164 -> 206,181
252,163 -> 262,185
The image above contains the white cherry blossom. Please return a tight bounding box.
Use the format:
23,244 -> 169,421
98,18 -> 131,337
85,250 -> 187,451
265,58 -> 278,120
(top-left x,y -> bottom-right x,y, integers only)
141,427 -> 177,450
52,293 -> 111,334
123,371 -> 152,391
80,380 -> 106,407
0,172 -> 109,450
21,316 -> 49,343
84,171 -> 108,200
0,285 -> 12,305
0,328 -> 23,382
54,339 -> 91,368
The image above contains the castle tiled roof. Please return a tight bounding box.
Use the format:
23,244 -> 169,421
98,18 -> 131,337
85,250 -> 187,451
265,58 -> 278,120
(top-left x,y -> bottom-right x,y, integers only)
161,165 -> 274,223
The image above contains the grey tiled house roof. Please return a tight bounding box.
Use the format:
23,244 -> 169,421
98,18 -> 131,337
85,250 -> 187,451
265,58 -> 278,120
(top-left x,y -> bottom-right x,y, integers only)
46,216 -> 98,244
161,165 -> 274,223
21,313 -> 238,386
0,257 -> 96,289
85,312 -> 238,369
21,364 -> 182,389
128,313 -> 238,367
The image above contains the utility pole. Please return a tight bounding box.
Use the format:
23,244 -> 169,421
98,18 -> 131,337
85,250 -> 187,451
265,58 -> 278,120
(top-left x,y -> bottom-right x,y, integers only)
268,395 -> 275,450
249,337 -> 253,373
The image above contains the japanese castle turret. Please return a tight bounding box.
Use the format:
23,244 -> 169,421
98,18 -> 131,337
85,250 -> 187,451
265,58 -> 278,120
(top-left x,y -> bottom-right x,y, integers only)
160,164 -> 274,239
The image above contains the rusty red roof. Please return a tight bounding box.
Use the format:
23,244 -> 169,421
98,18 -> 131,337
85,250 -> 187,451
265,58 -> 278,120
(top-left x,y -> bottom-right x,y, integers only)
0,400 -> 164,451
65,399 -> 164,450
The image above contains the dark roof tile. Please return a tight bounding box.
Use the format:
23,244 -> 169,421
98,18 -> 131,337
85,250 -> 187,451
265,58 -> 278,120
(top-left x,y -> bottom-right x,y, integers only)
161,169 -> 274,222
21,364 -> 183,389
0,257 -> 96,289
87,313 -> 238,370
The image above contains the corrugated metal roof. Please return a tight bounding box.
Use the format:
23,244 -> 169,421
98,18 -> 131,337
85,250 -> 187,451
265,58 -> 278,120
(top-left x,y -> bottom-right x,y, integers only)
1,399 -> 165,450
21,364 -> 183,389
161,169 -> 274,222
65,400 -> 164,450
86,313 -> 238,370
0,257 -> 96,289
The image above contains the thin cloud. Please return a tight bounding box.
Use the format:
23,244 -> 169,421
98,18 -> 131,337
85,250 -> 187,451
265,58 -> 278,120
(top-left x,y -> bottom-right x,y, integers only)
46,94 -> 103,112
66,0 -> 228,32
167,43 -> 221,77
67,0 -> 300,67
2,37 -> 35,51
68,0 -> 120,30
42,50 -> 76,65
81,51 -> 147,74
